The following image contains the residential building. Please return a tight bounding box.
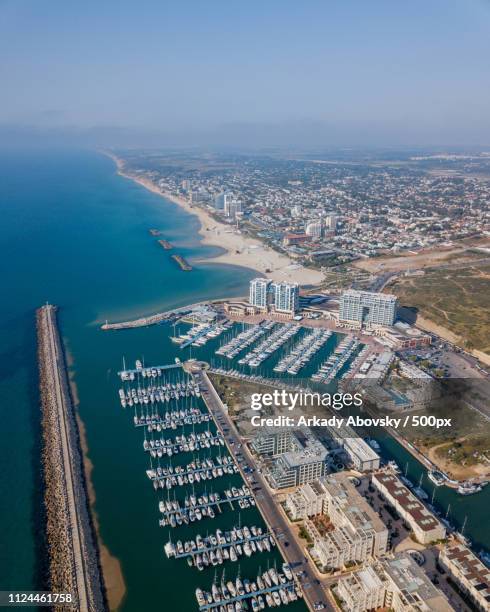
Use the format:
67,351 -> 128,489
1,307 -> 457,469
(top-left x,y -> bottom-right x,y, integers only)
337,553 -> 454,612
305,219 -> 323,238
251,427 -> 293,456
372,472 -> 446,544
252,427 -> 330,489
286,474 -> 388,569
325,423 -> 381,471
249,278 -> 272,310
214,191 -> 232,211
273,282 -> 299,315
439,543 -> 490,611
339,290 -> 398,328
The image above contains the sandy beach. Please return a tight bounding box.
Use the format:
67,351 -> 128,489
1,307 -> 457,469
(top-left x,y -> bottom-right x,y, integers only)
105,152 -> 323,287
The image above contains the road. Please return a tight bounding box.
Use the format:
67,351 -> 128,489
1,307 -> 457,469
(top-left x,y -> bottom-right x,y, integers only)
42,305 -> 91,612
194,365 -> 337,612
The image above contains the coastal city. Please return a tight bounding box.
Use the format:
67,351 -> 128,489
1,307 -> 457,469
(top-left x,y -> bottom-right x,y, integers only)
102,267 -> 490,612
4,3 -> 490,612
115,150 -> 490,266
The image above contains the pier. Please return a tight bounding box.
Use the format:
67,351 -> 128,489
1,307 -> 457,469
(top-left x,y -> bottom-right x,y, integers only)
118,362 -> 181,378
165,528 -> 274,561
134,411 -> 211,429
158,490 -> 255,520
198,582 -> 297,611
37,305 -> 105,612
144,431 -> 225,455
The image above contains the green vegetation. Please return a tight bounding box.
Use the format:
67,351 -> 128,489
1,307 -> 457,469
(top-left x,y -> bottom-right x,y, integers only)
298,526 -> 313,544
392,264 -> 490,352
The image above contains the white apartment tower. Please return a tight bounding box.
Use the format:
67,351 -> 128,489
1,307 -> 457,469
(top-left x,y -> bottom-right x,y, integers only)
249,278 -> 272,310
273,282 -> 299,315
339,290 -> 398,327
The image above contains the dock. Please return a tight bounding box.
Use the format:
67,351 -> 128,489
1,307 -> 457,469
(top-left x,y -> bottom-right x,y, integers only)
158,491 -> 255,525
198,582 -> 297,611
118,362 -> 181,377
144,432 -> 225,455
165,528 -> 274,560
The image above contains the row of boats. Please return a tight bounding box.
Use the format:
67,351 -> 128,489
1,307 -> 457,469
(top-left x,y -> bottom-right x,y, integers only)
216,321 -> 276,359
134,407 -> 212,430
171,322 -> 232,348
147,456 -> 238,490
195,566 -> 300,611
120,360 -> 176,380
237,324 -> 299,368
273,328 -> 332,375
312,337 -> 360,382
143,429 -> 225,456
158,486 -> 255,527
341,344 -> 371,379
165,525 -> 275,567
118,379 -> 200,407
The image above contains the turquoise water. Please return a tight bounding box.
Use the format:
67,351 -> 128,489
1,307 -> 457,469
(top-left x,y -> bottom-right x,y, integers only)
0,149 -> 487,611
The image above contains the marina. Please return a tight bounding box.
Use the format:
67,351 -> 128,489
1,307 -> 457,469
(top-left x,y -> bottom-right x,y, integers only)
237,323 -> 299,368
164,525 -> 275,566
133,407 -> 212,429
147,455 -> 238,490
273,329 -> 332,375
172,322 -> 232,349
143,429 -> 225,456
157,486 -> 256,527
195,566 -> 300,611
312,336 -> 360,382
216,321 -> 276,359
118,377 -> 200,407
113,355 -> 308,609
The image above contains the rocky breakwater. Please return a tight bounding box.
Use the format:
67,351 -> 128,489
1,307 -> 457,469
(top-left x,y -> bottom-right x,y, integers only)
37,305 -> 105,611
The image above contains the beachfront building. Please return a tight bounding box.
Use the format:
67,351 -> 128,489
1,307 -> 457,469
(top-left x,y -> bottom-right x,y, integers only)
224,197 -> 242,219
339,290 -> 398,328
439,543 -> 490,611
214,191 -> 232,211
248,279 -> 299,317
272,282 -> 299,315
286,474 -> 388,569
249,278 -> 272,310
372,472 -> 446,544
337,553 -> 454,612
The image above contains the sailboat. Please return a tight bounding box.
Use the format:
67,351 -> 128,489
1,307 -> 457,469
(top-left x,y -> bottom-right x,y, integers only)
413,474 -> 429,500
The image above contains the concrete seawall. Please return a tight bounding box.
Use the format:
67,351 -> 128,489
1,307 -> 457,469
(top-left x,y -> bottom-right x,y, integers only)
37,305 -> 105,611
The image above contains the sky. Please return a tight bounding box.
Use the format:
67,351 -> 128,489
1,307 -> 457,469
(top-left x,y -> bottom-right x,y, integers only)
1,0 -> 490,147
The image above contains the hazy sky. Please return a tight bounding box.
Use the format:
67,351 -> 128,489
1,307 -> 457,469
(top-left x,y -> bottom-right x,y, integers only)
1,0 -> 490,146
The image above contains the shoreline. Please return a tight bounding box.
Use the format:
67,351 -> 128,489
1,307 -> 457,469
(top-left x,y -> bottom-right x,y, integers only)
103,151 -> 324,287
